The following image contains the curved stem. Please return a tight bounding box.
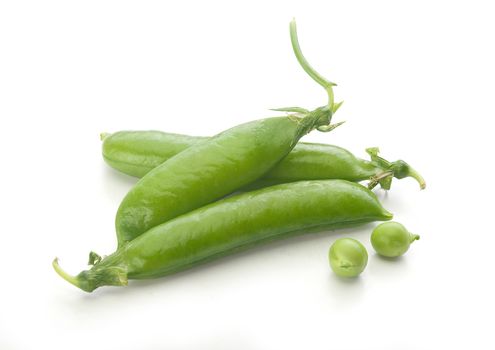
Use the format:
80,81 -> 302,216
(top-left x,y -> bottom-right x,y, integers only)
408,167 -> 426,190
366,148 -> 426,191
410,233 -> 420,242
290,19 -> 336,110
52,258 -> 81,289
327,85 -> 335,112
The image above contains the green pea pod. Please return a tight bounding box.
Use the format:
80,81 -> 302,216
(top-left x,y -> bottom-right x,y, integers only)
116,111 -> 337,246
101,131 -> 426,191
53,180 -> 393,292
101,131 -> 207,178
114,20 -> 347,247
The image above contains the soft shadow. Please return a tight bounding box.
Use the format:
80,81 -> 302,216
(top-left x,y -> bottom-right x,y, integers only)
376,254 -> 405,263
101,164 -> 139,190
327,271 -> 366,303
374,188 -> 389,200
368,252 -> 410,277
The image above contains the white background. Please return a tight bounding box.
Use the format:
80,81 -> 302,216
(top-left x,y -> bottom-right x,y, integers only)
1,1 -> 494,349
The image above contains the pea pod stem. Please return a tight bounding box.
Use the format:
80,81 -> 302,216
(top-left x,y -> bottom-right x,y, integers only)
406,168 -> 426,190
53,257 -> 128,292
52,258 -> 81,290
366,147 -> 426,190
290,19 -> 338,113
272,20 -> 343,129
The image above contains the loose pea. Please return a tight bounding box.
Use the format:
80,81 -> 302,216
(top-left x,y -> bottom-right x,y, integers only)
371,222 -> 419,257
329,238 -> 368,277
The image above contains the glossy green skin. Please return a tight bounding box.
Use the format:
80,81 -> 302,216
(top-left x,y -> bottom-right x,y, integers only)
329,238 -> 368,277
371,222 -> 419,257
115,116 -> 322,246
78,180 -> 392,291
102,131 -> 207,178
102,131 -> 381,185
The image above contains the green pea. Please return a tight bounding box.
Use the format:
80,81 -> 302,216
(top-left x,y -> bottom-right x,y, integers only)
371,222 -> 420,258
329,238 -> 368,277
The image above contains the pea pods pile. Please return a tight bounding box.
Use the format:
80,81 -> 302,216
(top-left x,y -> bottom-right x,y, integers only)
53,20 -> 425,292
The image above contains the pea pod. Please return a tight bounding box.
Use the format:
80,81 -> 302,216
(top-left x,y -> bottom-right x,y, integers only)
53,180 -> 393,292
114,20 -> 345,247
101,131 -> 426,191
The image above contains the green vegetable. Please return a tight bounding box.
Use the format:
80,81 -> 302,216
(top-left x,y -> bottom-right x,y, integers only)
329,238 -> 368,277
101,132 -> 426,191
371,222 -> 419,257
53,180 -> 392,292
114,20 -> 345,247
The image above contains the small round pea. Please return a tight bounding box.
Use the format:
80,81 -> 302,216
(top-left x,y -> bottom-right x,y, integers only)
329,238 -> 368,277
371,222 -> 419,258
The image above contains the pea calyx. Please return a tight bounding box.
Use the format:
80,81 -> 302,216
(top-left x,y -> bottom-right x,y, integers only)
366,147 -> 426,190
53,256 -> 128,293
88,251 -> 103,265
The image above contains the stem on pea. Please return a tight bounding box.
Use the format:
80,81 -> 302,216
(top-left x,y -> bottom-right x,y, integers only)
410,233 -> 420,243
100,132 -> 111,141
53,256 -> 128,292
273,20 -> 343,131
406,167 -> 426,190
289,19 -> 339,112
366,147 -> 426,190
52,258 -> 81,290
